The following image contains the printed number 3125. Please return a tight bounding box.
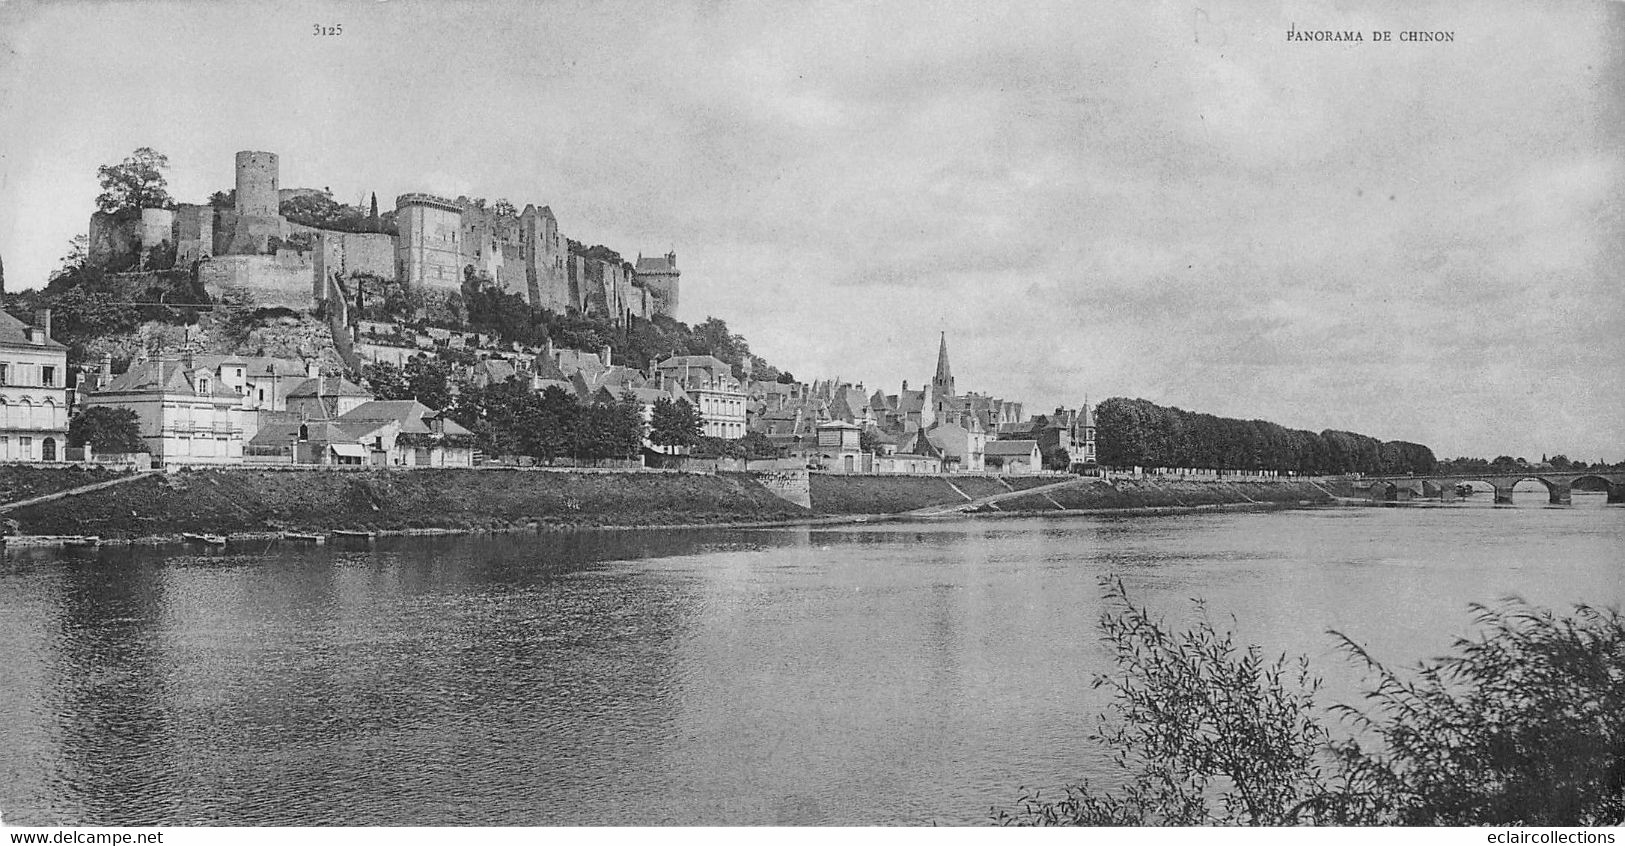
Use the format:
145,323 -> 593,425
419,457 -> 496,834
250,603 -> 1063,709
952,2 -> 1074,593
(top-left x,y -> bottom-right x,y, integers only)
314,24 -> 342,36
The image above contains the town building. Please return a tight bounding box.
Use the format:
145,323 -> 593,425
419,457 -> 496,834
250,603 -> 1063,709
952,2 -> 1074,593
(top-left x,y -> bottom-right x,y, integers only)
985,439 -> 1043,475
814,419 -> 866,473
655,355 -> 747,439
285,374 -> 376,419
84,356 -> 245,465
0,310 -> 69,462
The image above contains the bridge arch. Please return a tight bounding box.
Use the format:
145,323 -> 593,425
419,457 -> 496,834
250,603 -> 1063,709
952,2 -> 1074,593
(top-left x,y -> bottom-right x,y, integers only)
1506,476 -> 1573,505
1566,474 -> 1625,504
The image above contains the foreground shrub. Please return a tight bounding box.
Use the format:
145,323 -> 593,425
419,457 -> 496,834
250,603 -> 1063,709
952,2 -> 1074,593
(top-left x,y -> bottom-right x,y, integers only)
992,579 -> 1625,826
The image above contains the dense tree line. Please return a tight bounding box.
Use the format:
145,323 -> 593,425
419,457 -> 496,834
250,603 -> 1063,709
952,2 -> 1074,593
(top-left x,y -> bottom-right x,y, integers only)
1435,454 -> 1624,474
1093,397 -> 1435,475
443,380 -> 643,464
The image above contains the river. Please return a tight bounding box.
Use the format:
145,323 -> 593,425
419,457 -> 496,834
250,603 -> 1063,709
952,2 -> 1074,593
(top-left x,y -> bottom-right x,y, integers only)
0,489 -> 1619,826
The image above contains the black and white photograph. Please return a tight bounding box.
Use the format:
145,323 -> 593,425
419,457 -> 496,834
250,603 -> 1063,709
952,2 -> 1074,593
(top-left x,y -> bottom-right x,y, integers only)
0,0 -> 1621,836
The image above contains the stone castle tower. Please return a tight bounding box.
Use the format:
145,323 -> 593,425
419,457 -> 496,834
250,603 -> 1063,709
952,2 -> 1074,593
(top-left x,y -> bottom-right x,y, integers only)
634,251 -> 680,319
218,150 -> 288,255
235,151 -> 279,217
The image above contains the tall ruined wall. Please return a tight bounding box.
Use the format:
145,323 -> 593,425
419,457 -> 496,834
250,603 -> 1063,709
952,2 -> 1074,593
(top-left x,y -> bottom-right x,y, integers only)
173,204 -> 214,265
457,199 -> 532,299
88,211 -> 140,270
564,255 -> 638,324
521,205 -> 569,313
138,208 -> 175,252
198,252 -> 314,311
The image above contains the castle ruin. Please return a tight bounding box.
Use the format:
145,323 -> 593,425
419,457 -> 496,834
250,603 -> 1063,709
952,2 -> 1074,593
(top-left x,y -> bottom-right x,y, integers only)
88,150 -> 680,323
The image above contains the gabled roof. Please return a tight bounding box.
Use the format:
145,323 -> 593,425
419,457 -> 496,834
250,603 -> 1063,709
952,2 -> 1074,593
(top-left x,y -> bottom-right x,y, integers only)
634,255 -> 676,273
655,354 -> 729,372
339,399 -> 472,437
986,439 -> 1040,456
96,359 -> 241,399
900,429 -> 943,459
0,310 -> 66,350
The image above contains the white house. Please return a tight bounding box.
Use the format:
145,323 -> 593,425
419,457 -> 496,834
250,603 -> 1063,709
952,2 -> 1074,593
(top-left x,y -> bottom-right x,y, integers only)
84,356 -> 245,465
0,310 -> 70,461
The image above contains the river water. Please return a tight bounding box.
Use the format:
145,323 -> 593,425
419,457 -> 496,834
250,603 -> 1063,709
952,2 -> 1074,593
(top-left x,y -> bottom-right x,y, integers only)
1,489 -> 1619,826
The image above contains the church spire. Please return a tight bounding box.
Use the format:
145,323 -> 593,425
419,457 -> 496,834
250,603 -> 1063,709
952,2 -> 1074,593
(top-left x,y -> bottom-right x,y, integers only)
932,331 -> 954,398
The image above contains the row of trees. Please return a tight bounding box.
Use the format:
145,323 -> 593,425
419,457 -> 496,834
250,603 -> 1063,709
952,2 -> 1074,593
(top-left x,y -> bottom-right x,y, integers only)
1094,397 -> 1436,475
1436,454 -> 1624,474
444,380 -> 644,464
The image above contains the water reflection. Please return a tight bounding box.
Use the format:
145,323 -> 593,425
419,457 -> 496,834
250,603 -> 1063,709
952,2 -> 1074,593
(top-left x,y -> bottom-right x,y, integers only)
1,507 -> 1620,826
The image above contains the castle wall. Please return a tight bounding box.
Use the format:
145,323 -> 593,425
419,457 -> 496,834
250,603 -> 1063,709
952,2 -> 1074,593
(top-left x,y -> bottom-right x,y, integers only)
173,204 -> 214,265
198,253 -> 314,311
314,231 -> 397,301
215,209 -> 288,256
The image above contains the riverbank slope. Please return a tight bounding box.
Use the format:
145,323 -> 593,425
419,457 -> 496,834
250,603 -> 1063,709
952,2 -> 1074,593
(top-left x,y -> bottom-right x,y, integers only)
4,468 -> 813,539
2,467 -> 1337,541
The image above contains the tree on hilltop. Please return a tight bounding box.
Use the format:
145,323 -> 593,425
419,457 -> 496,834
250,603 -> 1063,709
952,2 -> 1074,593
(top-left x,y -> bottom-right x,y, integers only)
96,147 -> 174,214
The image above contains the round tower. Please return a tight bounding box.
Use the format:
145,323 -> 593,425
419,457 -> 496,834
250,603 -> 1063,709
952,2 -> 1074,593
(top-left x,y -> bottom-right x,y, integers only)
234,151 -> 280,218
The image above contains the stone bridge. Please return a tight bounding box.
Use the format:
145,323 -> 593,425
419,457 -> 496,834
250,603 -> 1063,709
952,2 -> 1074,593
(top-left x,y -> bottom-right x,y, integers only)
1360,470 -> 1625,505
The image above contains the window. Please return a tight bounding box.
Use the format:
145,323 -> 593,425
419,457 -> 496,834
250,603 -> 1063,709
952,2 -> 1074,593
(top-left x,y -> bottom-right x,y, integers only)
42,366 -> 54,386
0,363 -> 7,384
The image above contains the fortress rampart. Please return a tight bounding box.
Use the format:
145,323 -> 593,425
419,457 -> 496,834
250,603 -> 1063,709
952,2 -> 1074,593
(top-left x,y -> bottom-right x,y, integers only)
88,151 -> 680,322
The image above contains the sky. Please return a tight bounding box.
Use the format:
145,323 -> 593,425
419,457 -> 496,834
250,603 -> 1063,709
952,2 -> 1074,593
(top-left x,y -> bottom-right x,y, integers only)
0,0 -> 1620,461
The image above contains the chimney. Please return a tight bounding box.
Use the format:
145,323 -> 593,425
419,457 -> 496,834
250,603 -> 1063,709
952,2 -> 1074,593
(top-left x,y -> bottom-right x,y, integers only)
305,359 -> 320,379
100,354 -> 113,381
34,309 -> 51,340
600,345 -> 612,367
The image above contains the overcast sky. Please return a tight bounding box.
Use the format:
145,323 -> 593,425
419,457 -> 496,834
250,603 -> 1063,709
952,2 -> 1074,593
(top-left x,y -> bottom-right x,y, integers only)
1,0 -> 1620,461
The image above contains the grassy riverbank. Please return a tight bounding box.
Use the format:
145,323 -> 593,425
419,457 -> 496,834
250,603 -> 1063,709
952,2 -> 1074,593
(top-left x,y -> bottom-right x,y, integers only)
5,468 -> 812,539
3,466 -> 1338,541
997,478 -> 1332,511
0,464 -> 132,505
809,473 -> 1332,515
